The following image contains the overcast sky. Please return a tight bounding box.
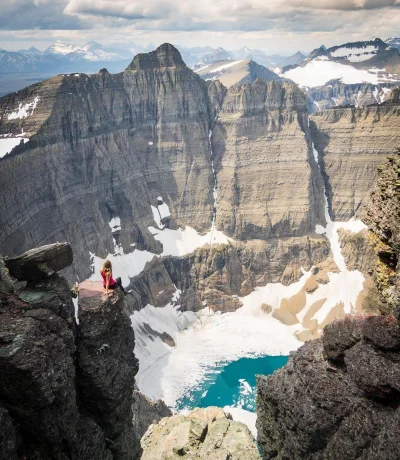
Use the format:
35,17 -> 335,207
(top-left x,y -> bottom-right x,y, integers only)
0,0 -> 399,55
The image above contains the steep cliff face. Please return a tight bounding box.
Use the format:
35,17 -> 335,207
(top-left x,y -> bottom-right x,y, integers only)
213,79 -> 325,240
0,243 -> 142,459
310,89 -> 400,220
0,44 -> 217,282
0,44 -> 330,288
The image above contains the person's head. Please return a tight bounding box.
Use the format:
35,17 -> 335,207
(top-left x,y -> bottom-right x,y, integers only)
102,260 -> 112,273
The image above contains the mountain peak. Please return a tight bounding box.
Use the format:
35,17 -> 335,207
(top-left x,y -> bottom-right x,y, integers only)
126,43 -> 185,71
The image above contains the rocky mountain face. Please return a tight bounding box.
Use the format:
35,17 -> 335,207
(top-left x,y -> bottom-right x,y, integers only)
0,243 -> 144,459
256,154 -> 400,460
195,59 -> 282,88
364,153 -> 400,315
310,88 -> 400,220
306,81 -> 397,113
0,44 -> 219,282
0,43 -> 326,289
213,79 -> 325,239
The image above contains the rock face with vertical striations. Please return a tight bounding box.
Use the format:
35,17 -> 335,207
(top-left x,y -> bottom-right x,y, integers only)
310,89 -> 400,220
213,79 -> 325,240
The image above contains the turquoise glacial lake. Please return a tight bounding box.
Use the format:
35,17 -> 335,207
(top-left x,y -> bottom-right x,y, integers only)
175,355 -> 288,412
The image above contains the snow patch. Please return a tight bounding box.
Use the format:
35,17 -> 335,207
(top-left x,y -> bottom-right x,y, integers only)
0,137 -> 28,158
8,96 -> 39,120
284,58 -> 381,87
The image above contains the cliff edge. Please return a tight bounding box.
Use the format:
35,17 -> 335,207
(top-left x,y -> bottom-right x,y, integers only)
0,243 -> 141,459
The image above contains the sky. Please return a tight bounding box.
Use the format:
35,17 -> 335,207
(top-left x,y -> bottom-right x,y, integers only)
0,0 -> 399,55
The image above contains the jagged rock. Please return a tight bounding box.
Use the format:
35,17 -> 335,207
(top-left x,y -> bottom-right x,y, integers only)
257,315 -> 400,460
5,242 -> 73,281
141,407 -> 260,459
77,281 -> 140,459
131,390 -> 172,441
322,315 -> 363,362
127,43 -> 185,70
362,315 -> 400,350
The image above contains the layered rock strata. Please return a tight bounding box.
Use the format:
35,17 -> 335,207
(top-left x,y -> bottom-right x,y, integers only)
141,406 -> 261,459
257,315 -> 400,460
213,79 -> 325,240
310,89 -> 400,220
0,43 -> 326,286
0,44 -> 217,282
0,243 -> 141,459
256,157 -> 400,459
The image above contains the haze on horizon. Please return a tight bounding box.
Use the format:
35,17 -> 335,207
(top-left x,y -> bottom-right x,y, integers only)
0,0 -> 399,55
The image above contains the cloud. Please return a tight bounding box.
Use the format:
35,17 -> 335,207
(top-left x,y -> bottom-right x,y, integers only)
288,0 -> 400,10
1,0 -> 400,55
0,0 -> 85,30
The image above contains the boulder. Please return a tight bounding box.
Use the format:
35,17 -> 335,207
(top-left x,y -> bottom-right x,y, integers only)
5,242 -> 73,281
141,407 -> 260,459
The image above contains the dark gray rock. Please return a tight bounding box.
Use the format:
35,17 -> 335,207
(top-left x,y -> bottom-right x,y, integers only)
0,406 -> 18,460
5,242 -> 73,281
257,315 -> 400,460
0,248 -> 142,459
362,315 -> 400,350
322,315 -> 363,362
77,285 -> 140,459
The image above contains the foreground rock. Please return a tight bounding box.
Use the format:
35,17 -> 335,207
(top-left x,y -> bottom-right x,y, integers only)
141,407 -> 261,459
0,243 -> 142,459
5,242 -> 73,281
257,315 -> 400,460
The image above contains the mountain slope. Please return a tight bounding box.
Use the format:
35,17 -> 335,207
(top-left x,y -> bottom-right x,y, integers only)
195,59 -> 282,88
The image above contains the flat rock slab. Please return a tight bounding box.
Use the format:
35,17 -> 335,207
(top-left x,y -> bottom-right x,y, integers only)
78,280 -> 120,312
6,243 -> 72,281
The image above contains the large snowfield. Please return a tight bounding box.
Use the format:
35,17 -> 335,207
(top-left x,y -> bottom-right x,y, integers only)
283,56 -> 393,87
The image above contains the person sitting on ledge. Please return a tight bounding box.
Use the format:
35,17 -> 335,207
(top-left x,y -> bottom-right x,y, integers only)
100,260 -> 125,295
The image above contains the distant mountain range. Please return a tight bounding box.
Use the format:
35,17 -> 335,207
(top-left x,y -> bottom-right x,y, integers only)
0,40 -> 306,75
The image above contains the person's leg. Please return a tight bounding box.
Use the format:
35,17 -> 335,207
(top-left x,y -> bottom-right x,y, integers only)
116,277 -> 125,293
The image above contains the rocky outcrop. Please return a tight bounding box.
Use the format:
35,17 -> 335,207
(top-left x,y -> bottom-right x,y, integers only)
141,407 -> 261,459
364,153 -> 400,315
256,156 -> 400,459
257,315 -> 400,460
124,237 -> 330,315
0,243 -> 141,459
213,79 -> 325,240
310,89 -> 400,220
